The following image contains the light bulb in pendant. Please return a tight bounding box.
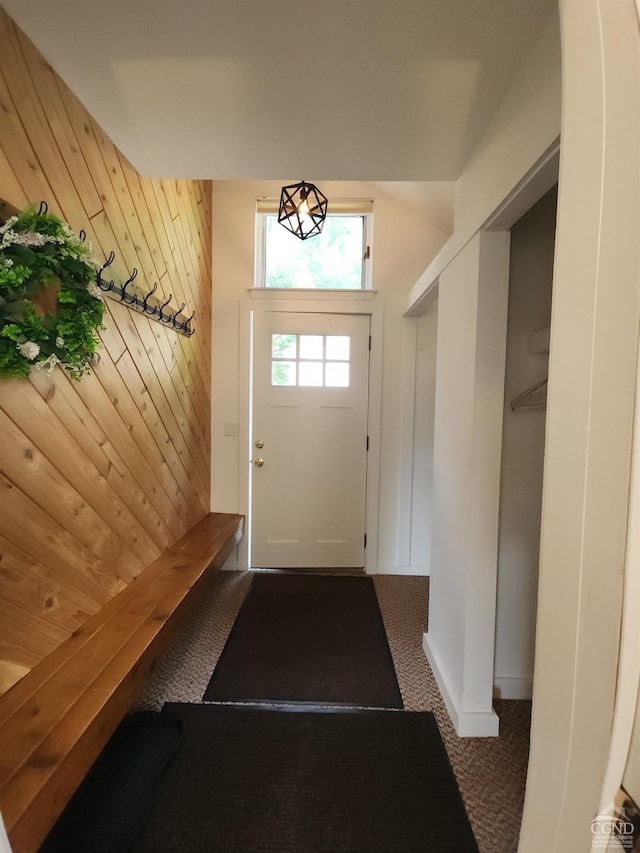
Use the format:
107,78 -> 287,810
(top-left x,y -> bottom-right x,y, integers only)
298,191 -> 312,232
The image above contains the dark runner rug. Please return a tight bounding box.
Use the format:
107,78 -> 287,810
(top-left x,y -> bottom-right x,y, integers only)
41,711 -> 183,853
203,573 -> 403,708
133,703 -> 478,853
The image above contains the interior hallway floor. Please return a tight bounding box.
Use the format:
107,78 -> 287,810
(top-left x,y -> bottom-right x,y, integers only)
134,573 -> 531,853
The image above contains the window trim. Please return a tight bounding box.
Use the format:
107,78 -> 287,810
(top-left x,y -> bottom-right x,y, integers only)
254,199 -> 374,290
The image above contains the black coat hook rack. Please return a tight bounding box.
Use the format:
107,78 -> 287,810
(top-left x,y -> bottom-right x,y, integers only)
3,201 -> 196,337
96,251 -> 195,337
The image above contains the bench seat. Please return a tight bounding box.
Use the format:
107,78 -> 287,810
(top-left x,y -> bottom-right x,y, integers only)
0,511 -> 244,852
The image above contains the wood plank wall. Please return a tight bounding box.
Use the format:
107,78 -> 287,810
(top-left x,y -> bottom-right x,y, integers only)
0,9 -> 213,696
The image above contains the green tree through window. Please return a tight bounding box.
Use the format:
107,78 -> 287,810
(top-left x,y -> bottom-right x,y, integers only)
264,215 -> 365,289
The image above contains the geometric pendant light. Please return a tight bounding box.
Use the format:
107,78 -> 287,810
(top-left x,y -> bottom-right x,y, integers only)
278,180 -> 328,240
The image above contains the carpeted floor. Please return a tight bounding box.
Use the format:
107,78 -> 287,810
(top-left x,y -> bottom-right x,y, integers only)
133,572 -> 531,853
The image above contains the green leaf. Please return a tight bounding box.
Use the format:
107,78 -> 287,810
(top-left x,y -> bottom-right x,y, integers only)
7,245 -> 36,266
2,301 -> 28,321
1,324 -> 22,341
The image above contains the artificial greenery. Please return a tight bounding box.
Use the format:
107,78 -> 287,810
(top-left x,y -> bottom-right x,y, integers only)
0,205 -> 105,380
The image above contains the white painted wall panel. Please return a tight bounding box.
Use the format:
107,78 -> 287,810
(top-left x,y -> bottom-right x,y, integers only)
427,231 -> 510,734
409,302 -> 438,572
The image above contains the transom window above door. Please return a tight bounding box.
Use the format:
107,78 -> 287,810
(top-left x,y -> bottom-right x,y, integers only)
271,333 -> 350,387
255,199 -> 373,290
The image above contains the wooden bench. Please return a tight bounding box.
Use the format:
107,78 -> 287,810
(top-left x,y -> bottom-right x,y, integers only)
0,511 -> 244,852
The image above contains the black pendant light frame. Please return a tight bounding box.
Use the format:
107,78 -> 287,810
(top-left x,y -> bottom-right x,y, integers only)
278,180 -> 328,240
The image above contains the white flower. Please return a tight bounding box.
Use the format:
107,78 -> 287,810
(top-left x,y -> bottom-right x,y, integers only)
16,231 -> 46,247
18,340 -> 40,361
1,228 -> 47,249
44,354 -> 60,376
87,282 -> 104,301
33,353 -> 60,375
0,257 -> 13,269
0,229 -> 19,249
56,336 -> 65,348
0,216 -> 18,234
2,230 -> 47,247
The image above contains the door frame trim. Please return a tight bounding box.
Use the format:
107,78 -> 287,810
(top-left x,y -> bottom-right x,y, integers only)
238,289 -> 383,573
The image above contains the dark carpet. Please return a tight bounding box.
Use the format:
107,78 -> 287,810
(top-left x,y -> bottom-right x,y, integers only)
41,711 -> 183,853
132,703 -> 478,853
203,573 -> 403,707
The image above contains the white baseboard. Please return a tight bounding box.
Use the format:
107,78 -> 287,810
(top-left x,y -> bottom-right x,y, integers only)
493,675 -> 533,700
221,558 -> 239,572
373,564 -> 430,576
423,633 -> 500,737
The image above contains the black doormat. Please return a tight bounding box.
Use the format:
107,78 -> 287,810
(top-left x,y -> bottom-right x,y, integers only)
132,703 -> 478,853
203,573 -> 403,708
41,711 -> 183,853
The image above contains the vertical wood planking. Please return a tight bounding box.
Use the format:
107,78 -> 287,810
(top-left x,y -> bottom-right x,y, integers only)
0,10 -> 212,695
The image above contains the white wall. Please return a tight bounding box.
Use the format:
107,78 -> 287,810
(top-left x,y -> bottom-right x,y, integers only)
602,329 -> 640,808
453,12 -> 561,239
407,9 -> 561,314
409,300 -> 438,572
494,187 -> 557,701
210,180 -> 448,573
406,6 -> 561,738
520,1 -> 640,849
623,680 -> 640,804
425,231 -> 510,736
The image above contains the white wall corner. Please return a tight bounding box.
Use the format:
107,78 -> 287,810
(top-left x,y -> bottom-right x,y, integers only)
397,319 -> 418,568
427,230 -> 508,739
493,676 -> 533,700
461,230 -> 511,711
423,633 -> 500,736
221,556 -> 240,572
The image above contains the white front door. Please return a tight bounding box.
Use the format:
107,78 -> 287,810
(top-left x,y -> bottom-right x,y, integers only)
250,311 -> 370,568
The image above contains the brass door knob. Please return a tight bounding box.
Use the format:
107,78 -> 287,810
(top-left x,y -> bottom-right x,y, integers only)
254,457 -> 264,467
255,440 -> 264,449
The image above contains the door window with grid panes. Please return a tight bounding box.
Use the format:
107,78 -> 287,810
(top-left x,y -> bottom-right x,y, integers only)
271,333 -> 350,387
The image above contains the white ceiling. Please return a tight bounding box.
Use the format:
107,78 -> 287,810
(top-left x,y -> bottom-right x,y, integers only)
3,0 -> 556,186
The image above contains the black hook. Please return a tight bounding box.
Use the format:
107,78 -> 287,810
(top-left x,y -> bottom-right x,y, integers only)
73,231 -> 196,336
172,303 -> 186,328
120,268 -> 138,304
158,293 -> 173,322
183,312 -> 195,335
97,251 -> 116,290
38,200 -> 48,216
142,282 -> 158,314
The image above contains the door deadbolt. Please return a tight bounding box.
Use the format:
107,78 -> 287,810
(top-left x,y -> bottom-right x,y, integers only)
255,440 -> 264,449
254,457 -> 264,467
